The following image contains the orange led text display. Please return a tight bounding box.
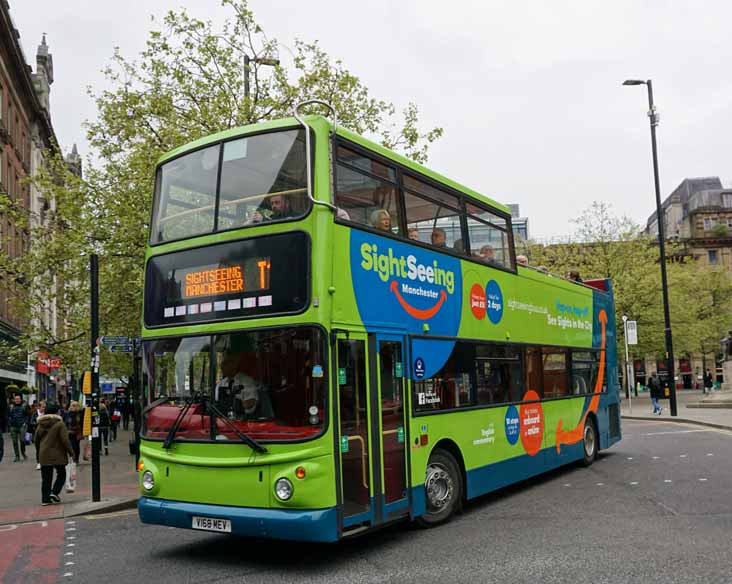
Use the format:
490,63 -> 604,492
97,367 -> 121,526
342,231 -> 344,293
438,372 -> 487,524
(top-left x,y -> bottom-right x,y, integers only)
184,266 -> 244,298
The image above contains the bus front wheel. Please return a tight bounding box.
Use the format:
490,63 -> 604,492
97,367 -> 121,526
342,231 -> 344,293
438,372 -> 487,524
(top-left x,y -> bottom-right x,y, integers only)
417,449 -> 462,527
582,417 -> 598,466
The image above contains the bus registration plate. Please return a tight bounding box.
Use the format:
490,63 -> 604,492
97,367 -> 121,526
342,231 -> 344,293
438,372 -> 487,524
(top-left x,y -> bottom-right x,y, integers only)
192,516 -> 231,533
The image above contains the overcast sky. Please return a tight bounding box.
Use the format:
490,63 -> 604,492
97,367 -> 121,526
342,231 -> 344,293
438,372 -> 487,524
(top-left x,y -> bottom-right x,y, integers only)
9,1 -> 732,238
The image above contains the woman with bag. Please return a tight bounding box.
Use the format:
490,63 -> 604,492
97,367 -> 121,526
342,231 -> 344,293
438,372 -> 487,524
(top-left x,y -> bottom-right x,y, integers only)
34,402 -> 74,505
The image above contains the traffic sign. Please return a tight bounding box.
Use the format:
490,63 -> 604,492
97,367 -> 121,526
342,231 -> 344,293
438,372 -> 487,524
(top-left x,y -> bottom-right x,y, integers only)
626,321 -> 638,345
100,336 -> 129,346
109,345 -> 134,353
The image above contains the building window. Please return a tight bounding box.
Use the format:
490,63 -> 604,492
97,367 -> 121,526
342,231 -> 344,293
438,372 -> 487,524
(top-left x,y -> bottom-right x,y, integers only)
703,218 -> 714,231
723,193 -> 732,208
708,250 -> 719,265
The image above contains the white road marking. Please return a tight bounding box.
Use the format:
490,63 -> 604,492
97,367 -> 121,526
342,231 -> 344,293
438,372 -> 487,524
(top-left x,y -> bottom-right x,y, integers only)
67,536 -> 76,540
63,573 -> 73,577
699,478 -> 708,482
563,483 -> 571,487
627,457 -> 634,460
680,454 -> 688,458
66,521 -> 75,525
65,562 -> 75,566
66,543 -> 75,548
642,429 -> 713,436
652,456 -> 660,460
664,480 -> 672,483
66,527 -> 76,532
707,453 -> 714,456
596,482 -> 605,486
0,525 -> 18,532
64,552 -> 73,557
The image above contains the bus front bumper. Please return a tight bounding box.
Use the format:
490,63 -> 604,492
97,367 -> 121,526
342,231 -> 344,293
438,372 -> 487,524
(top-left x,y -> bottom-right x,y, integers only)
138,497 -> 339,542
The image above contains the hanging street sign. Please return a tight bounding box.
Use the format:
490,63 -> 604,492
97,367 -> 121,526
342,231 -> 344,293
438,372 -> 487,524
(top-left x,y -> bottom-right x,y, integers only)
626,321 -> 638,345
109,345 -> 134,353
100,336 -> 130,346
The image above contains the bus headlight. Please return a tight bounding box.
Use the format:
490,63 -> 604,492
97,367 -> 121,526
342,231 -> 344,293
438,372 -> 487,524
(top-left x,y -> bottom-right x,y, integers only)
274,478 -> 293,501
142,470 -> 155,491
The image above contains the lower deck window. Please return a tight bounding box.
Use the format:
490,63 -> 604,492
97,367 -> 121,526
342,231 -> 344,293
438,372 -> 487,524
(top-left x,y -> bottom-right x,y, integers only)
413,339 -> 603,414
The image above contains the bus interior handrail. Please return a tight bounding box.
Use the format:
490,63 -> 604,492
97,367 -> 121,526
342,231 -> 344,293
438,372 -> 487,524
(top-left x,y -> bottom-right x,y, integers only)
294,100 -> 338,213
158,187 -> 308,224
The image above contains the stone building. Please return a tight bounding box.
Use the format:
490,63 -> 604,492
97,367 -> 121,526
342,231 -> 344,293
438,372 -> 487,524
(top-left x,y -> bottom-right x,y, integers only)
0,3 -> 59,411
643,176 -> 732,387
646,177 -> 732,268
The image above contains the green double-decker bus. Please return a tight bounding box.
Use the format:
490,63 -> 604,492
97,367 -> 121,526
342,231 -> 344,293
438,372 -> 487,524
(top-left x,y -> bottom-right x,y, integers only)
137,104 -> 621,542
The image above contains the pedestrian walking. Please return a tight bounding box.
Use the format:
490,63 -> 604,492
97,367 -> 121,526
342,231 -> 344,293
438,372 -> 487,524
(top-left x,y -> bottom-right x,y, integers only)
7,394 -> 29,462
34,402 -> 74,505
28,400 -> 46,470
65,401 -> 84,464
99,402 -> 111,456
648,372 -> 663,415
121,397 -> 131,431
110,400 -> 121,441
703,369 -> 714,395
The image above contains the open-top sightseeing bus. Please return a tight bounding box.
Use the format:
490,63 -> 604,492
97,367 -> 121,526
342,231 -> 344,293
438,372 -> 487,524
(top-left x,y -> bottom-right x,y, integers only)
137,103 -> 621,542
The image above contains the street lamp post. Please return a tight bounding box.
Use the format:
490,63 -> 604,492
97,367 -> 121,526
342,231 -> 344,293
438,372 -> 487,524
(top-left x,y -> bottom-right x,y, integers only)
243,54 -> 280,99
623,78 -> 678,416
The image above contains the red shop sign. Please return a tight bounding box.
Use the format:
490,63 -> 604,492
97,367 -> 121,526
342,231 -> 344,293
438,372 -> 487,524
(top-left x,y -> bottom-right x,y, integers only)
36,351 -> 50,374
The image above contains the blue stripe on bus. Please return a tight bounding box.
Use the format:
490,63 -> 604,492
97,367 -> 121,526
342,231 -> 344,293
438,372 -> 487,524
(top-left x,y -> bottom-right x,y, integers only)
138,497 -> 339,542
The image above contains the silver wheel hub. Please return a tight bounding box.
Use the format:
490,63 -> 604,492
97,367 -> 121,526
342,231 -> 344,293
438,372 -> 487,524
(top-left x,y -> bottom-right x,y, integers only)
425,463 -> 453,511
584,424 -> 595,457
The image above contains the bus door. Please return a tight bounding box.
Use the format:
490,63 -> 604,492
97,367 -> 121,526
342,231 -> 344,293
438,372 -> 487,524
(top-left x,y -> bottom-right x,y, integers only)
373,334 -> 410,520
335,333 -> 410,532
335,333 -> 374,529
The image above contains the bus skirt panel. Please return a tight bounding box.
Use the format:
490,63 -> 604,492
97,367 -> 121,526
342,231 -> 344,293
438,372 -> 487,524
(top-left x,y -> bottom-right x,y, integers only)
138,497 -> 339,542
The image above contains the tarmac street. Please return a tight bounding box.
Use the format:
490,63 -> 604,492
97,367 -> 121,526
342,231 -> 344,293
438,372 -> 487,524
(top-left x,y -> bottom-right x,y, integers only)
19,419 -> 732,584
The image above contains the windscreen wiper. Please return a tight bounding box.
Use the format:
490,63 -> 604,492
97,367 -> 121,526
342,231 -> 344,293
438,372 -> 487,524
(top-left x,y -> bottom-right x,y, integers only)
162,391 -> 200,449
204,397 -> 268,454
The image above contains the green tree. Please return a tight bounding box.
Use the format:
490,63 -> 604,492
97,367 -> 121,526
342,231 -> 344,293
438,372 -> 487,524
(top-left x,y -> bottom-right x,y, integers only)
0,0 -> 443,379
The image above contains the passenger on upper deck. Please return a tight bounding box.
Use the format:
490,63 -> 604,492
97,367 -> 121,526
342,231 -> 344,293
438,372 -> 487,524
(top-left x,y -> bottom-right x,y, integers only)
249,194 -> 295,224
408,227 -> 421,241
431,228 -> 447,248
516,255 -> 528,266
566,270 -> 583,283
479,244 -> 496,264
370,209 -> 392,232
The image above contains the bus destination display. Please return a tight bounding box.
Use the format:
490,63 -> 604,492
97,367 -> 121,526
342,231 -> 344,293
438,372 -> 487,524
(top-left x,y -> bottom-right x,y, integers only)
144,233 -> 308,327
181,260 -> 271,299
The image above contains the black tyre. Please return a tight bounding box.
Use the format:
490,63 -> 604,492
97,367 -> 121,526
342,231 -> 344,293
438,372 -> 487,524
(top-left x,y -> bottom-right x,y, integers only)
582,417 -> 598,466
416,449 -> 463,527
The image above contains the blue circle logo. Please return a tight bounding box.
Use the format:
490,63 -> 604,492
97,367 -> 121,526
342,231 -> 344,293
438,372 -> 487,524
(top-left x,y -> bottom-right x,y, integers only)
485,280 -> 504,324
414,357 -> 425,379
505,405 -> 519,445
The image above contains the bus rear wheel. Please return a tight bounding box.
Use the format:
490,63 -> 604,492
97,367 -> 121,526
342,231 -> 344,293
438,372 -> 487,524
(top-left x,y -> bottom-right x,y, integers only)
582,417 -> 598,466
416,449 -> 462,527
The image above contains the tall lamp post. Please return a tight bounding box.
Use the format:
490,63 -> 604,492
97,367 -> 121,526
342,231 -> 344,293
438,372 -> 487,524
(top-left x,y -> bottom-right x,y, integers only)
623,78 -> 677,416
244,54 -> 280,99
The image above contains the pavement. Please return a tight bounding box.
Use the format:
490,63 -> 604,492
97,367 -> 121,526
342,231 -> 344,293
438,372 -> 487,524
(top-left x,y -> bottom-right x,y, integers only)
621,386 -> 732,430
0,426 -> 139,526
58,419 -> 732,584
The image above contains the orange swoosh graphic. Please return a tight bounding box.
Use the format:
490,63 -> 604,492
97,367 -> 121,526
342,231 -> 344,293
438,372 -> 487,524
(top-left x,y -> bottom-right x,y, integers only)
556,309 -> 607,454
389,280 -> 447,320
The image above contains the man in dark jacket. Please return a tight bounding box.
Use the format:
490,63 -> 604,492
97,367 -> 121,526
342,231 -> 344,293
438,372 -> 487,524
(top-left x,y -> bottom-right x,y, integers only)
648,373 -> 663,415
8,394 -> 29,462
34,402 -> 74,505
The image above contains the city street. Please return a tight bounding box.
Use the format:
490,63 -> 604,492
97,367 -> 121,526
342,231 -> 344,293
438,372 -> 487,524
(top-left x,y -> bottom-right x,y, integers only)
6,419 -> 729,584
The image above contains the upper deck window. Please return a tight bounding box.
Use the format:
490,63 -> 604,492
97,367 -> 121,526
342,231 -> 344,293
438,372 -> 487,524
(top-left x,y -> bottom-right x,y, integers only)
335,146 -> 402,235
151,129 -> 309,244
